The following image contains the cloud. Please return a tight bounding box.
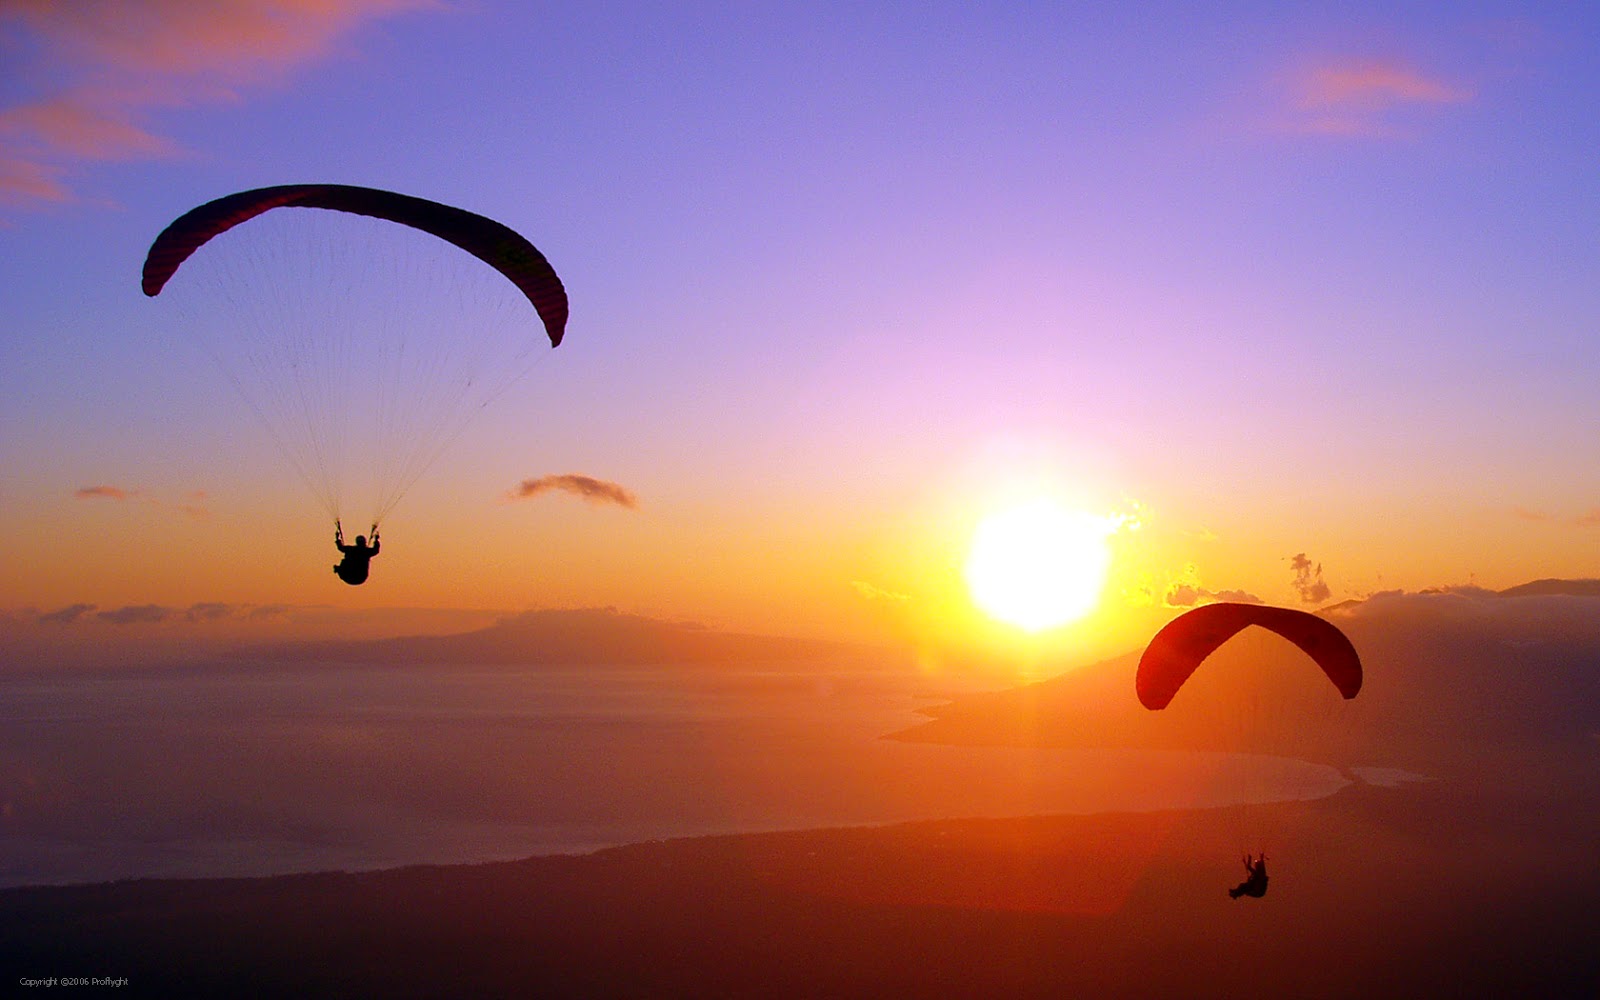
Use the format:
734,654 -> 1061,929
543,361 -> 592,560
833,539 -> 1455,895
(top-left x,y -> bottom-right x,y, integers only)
38,602 -> 97,624
96,604 -> 171,625
1278,57 -> 1471,138
1,1 -> 432,207
1509,506 -> 1600,528
506,474 -> 639,510
851,581 -> 910,603
1157,563 -> 1262,609
178,490 -> 212,520
72,483 -> 212,518
1301,60 -> 1470,108
1215,589 -> 1263,603
1290,552 -> 1331,605
75,484 -> 135,500
1163,584 -> 1262,608
1163,585 -> 1203,608
185,602 -> 233,622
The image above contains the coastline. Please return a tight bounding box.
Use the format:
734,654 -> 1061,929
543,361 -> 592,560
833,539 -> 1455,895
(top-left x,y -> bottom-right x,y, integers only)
3,775 -> 1593,998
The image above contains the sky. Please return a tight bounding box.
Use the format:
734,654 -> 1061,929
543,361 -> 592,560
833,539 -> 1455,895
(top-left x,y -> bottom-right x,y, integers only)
3,1 -> 1599,664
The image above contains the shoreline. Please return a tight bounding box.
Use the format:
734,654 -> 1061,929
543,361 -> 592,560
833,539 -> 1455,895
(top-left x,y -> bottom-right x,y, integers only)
0,744 -> 1393,893
4,775 -> 1594,997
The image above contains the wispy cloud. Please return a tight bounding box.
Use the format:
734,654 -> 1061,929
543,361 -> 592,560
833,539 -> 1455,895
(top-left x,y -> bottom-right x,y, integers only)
1277,57 -> 1471,138
505,474 -> 640,510
71,483 -> 211,518
1510,505 -> 1600,528
177,489 -> 211,520
1,1 -> 432,207
1302,60 -> 1469,108
75,484 -> 135,500
1290,552 -> 1331,604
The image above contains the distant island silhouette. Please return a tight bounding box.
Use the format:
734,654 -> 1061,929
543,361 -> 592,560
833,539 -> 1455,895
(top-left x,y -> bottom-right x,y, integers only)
250,607 -> 863,667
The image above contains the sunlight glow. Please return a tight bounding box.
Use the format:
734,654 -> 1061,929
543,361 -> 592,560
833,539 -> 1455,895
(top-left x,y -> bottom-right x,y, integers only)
964,500 -> 1114,632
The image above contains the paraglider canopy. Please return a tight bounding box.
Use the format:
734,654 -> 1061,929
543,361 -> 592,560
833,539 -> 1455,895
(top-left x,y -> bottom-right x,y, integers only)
1137,603 -> 1362,711
142,183 -> 567,346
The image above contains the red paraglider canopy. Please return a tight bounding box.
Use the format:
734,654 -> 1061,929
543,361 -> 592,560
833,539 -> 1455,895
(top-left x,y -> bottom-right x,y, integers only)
1137,603 -> 1362,711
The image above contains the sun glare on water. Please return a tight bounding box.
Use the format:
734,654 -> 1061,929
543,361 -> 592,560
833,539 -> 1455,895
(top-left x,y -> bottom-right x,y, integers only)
964,499 -> 1114,632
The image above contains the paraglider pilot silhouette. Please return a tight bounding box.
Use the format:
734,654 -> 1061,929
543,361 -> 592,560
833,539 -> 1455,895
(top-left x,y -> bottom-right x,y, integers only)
334,521 -> 379,586
1229,853 -> 1269,899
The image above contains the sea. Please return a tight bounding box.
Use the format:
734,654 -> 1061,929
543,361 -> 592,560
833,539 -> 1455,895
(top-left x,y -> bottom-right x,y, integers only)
0,662 -> 1354,888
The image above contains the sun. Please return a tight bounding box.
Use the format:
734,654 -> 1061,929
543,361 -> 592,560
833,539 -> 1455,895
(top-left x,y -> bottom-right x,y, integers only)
964,499 -> 1113,632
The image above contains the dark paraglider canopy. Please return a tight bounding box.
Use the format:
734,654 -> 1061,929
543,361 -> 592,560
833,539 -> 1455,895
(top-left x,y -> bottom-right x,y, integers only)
140,184 -> 568,529
142,184 -> 568,347
1136,602 -> 1363,711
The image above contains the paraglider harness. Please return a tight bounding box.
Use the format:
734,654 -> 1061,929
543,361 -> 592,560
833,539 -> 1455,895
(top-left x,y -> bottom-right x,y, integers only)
333,520 -> 380,586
